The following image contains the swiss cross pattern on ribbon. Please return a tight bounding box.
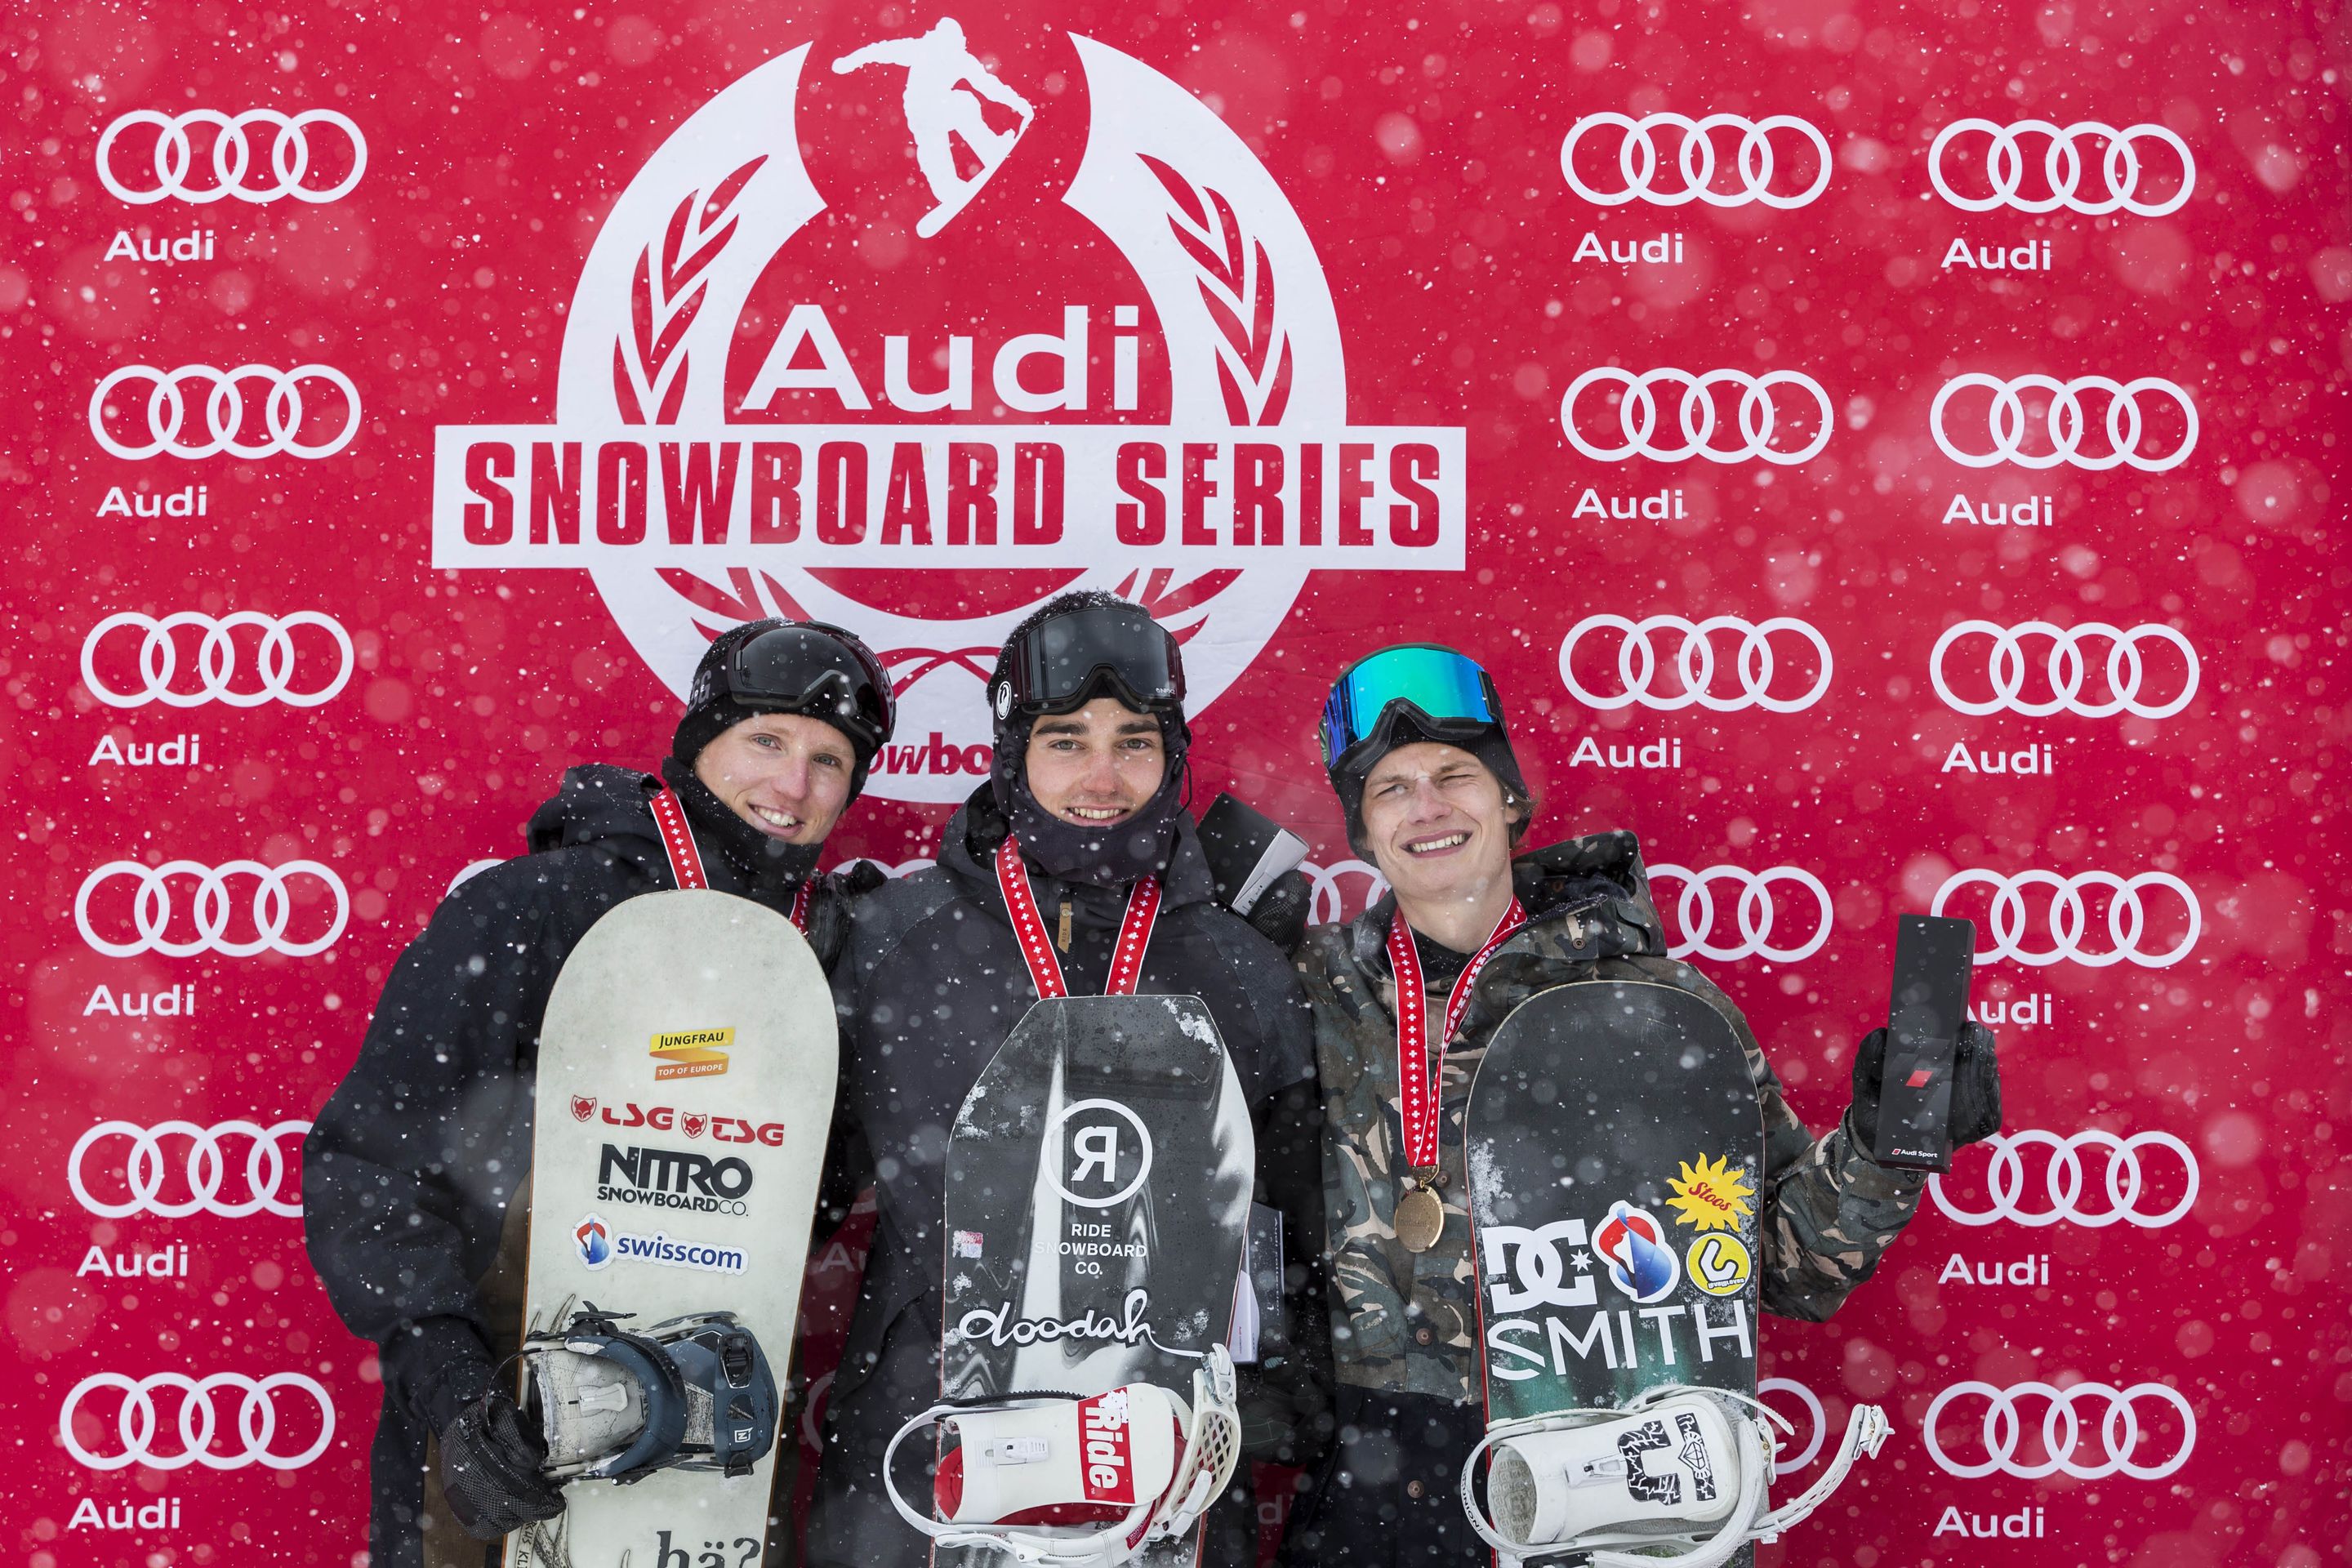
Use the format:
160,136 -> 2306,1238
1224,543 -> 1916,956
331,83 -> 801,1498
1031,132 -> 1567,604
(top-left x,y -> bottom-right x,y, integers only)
995,835 -> 1163,1000
1388,898 -> 1526,1170
649,786 -> 812,933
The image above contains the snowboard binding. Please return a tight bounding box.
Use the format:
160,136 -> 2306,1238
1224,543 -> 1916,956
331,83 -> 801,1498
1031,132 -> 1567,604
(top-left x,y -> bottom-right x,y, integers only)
520,1303 -> 780,1484
883,1346 -> 1244,1567
1458,1384 -> 1891,1567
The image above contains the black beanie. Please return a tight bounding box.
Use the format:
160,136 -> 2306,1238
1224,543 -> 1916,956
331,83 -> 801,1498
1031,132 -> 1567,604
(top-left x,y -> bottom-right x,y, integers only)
672,620 -> 880,800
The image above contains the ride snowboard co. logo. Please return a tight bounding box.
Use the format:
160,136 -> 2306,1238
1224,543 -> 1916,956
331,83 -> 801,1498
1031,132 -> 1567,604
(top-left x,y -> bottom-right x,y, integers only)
427,21 -> 1466,801
597,1142 -> 755,1215
648,1026 -> 733,1081
1046,1097 -> 1154,1209
572,1213 -> 747,1276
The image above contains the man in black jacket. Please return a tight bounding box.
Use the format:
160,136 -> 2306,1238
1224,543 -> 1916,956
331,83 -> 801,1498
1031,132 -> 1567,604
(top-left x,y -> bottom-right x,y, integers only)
305,619 -> 895,1568
804,592 -> 1324,1566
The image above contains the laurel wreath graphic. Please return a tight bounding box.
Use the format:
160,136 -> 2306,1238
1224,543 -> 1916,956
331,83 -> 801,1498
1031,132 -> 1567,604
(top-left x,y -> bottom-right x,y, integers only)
612,155 -> 768,425
1138,154 -> 1293,427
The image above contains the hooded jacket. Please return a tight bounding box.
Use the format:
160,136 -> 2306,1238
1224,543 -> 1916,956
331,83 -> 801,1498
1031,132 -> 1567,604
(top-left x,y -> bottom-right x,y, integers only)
304,764 -> 863,1568
804,786 -> 1321,1568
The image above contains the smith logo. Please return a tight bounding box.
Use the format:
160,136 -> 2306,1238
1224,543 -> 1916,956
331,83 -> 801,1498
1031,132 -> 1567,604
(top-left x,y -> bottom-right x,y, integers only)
649,1026 -> 732,1080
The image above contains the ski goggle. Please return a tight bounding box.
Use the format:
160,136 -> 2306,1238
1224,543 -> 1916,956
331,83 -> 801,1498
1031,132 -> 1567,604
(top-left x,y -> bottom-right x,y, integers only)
1000,602 -> 1186,715
724,621 -> 896,755
1319,644 -> 1505,769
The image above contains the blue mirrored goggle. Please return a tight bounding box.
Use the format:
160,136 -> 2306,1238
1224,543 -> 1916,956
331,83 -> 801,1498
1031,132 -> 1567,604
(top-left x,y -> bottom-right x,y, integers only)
1319,645 -> 1503,768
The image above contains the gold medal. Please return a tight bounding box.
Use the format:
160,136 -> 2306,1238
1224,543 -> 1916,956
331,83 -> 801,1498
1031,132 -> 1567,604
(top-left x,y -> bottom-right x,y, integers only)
1396,1171 -> 1446,1253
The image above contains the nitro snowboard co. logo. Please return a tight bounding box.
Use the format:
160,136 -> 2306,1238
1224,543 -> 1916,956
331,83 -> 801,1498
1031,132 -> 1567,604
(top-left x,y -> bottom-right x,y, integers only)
1594,1202 -> 1681,1303
1664,1154 -> 1754,1232
429,22 -> 1466,801
597,1142 -> 755,1216
648,1026 -> 733,1081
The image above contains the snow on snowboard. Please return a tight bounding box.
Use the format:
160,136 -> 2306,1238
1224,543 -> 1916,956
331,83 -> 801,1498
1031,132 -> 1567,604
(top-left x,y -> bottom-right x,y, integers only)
508,889 -> 836,1568
889,994 -> 1251,1567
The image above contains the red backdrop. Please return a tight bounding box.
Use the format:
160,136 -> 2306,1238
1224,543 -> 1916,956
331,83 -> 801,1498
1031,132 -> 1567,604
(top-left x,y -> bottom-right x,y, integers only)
4,2 -> 2345,1564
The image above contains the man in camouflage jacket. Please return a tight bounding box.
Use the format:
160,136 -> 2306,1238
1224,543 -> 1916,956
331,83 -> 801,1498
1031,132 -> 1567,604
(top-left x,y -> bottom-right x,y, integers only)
1281,644 -> 2001,1565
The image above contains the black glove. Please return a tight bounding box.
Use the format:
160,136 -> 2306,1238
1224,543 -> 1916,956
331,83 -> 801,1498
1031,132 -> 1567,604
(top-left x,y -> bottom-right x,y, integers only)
1244,867 -> 1312,956
806,859 -> 886,970
1848,1022 -> 2002,1155
438,1388 -> 565,1541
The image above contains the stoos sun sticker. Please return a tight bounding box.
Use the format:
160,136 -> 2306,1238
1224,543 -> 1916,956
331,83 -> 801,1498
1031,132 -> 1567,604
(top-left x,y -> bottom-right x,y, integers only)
427,23 -> 1464,802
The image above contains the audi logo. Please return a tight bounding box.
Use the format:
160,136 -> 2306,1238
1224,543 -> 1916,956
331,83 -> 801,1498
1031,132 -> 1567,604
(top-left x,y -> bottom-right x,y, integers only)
82,611 -> 355,710
1561,368 -> 1832,466
1927,119 -> 2194,216
1929,621 -> 2198,719
1931,869 -> 2199,969
69,1120 -> 310,1218
74,859 -> 350,958
1929,375 -> 2197,473
1647,865 -> 1832,963
1298,858 -> 1389,926
60,1372 -> 335,1472
1923,1380 -> 2195,1481
90,363 -> 362,461
1931,1129 -> 2198,1230
1560,113 -> 1831,208
1756,1378 -> 1826,1477
1559,615 -> 1833,714
96,109 -> 368,205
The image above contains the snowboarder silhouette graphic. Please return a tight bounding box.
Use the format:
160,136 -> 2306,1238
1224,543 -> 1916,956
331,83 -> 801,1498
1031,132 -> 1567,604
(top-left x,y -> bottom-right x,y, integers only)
832,19 -> 1037,238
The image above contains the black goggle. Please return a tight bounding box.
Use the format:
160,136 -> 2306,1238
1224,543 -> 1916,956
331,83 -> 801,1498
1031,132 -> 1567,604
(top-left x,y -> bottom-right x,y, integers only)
724,621 -> 895,755
999,602 -> 1186,717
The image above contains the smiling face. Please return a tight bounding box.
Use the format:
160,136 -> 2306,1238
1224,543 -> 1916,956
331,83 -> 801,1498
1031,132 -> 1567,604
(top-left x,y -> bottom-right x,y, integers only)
692,711 -> 857,845
1360,740 -> 1522,933
1022,697 -> 1169,826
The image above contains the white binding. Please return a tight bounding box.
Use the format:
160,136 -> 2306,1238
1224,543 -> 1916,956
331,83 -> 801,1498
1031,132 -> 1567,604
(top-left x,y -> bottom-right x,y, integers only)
884,1347 -> 1242,1568
1458,1383 -> 1890,1566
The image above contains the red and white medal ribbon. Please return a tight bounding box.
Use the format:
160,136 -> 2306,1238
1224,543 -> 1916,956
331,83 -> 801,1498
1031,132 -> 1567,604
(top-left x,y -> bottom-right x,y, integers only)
995,834 -> 1162,1000
1388,897 -> 1526,1173
650,786 -> 813,933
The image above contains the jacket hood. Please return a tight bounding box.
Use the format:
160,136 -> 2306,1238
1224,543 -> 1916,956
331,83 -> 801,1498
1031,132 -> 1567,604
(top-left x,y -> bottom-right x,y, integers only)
938,781 -> 1221,914
524,763 -> 670,860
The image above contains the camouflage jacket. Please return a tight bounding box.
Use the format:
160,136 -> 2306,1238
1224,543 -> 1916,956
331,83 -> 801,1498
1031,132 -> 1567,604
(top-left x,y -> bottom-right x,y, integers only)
1297,830 -> 1927,1401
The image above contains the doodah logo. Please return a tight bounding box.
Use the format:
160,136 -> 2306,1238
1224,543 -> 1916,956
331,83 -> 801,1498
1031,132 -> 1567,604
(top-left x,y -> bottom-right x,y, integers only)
431,21 -> 1466,801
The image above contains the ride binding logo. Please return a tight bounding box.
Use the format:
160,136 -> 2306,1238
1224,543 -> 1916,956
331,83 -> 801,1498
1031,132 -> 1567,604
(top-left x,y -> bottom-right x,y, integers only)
427,20 -> 1466,803
598,1143 -> 755,1214
1077,1388 -> 1137,1503
648,1026 -> 733,1080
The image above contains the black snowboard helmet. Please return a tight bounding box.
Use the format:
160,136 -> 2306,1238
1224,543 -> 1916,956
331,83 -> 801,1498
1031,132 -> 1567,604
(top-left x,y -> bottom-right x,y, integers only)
1321,643 -> 1535,859
672,618 -> 896,800
987,592 -> 1192,887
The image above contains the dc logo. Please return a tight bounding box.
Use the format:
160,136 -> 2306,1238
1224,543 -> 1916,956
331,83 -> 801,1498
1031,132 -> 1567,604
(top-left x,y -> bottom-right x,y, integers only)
1045,1098 -> 1154,1210
1647,864 -> 1833,963
1559,114 -> 1832,208
1592,1202 -> 1679,1303
1927,119 -> 2194,216
96,109 -> 367,205
1929,620 -> 2198,719
90,363 -> 362,461
74,858 -> 350,958
69,1119 -> 310,1219
1923,1379 -> 2196,1480
1931,868 -> 2200,969
82,610 -> 356,710
1561,368 -> 1832,466
1481,1219 -> 1597,1312
1558,614 -> 1833,714
574,1215 -> 615,1269
1931,1129 -> 2199,1230
60,1371 -> 336,1472
1929,375 -> 2197,472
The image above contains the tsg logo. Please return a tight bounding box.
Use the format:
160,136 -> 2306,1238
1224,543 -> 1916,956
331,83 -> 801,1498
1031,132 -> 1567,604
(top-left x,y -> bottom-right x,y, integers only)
430,23 -> 1468,802
1046,1098 -> 1154,1209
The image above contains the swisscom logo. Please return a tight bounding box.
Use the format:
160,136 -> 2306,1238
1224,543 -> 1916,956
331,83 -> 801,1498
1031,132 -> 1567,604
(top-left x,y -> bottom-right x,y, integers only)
430,21 -> 1467,801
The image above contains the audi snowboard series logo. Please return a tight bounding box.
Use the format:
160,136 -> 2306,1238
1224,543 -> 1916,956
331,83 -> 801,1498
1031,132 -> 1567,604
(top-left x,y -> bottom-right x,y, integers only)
597,1143 -> 755,1215
90,364 -> 362,461
568,1095 -> 786,1146
74,858 -> 349,958
60,1371 -> 336,1472
82,610 -> 355,710
571,1214 -> 746,1276
430,24 -> 1466,801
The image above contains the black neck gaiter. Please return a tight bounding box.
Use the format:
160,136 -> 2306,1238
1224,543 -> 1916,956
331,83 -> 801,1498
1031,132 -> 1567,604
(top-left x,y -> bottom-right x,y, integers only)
657,756 -> 820,896
985,712 -> 1187,889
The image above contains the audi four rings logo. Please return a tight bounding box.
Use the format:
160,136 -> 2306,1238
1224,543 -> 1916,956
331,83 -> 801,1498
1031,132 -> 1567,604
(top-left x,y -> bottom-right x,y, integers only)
1559,615 -> 1833,713
90,364 -> 362,461
1647,865 -> 1833,963
1930,621 -> 2199,719
1561,368 -> 1832,466
1756,1379 -> 1827,1477
1931,1129 -> 2198,1230
1924,1380 -> 2196,1480
96,109 -> 368,204
82,611 -> 356,710
69,1120 -> 310,1218
1929,375 -> 2198,472
74,860 -> 350,958
1931,869 -> 2200,969
60,1372 -> 335,1471
1927,119 -> 2194,216
1298,858 -> 1391,926
1560,114 -> 1832,207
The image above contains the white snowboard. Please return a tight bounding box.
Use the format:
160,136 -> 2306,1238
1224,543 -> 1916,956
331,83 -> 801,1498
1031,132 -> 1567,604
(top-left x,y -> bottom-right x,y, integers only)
507,889 -> 836,1568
